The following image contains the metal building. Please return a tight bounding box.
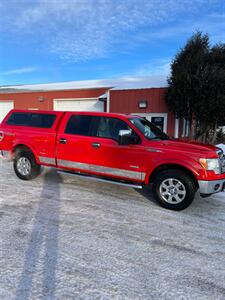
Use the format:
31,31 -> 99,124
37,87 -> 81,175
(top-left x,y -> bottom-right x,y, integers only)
0,79 -> 184,138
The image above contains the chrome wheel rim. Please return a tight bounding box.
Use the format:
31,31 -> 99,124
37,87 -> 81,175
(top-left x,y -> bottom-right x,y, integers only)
159,178 -> 186,204
17,157 -> 31,176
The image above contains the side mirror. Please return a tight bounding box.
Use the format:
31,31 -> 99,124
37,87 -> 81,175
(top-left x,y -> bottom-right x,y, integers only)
118,129 -> 133,145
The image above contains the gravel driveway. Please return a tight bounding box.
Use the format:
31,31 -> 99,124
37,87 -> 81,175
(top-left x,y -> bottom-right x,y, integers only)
0,160 -> 225,300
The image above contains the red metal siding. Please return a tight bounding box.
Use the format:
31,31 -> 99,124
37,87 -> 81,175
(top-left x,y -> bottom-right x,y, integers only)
0,88 -> 109,111
0,86 -> 176,137
110,88 -> 176,137
110,88 -> 168,113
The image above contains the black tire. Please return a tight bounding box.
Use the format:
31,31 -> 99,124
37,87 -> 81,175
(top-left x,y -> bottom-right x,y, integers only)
152,169 -> 196,210
13,150 -> 41,180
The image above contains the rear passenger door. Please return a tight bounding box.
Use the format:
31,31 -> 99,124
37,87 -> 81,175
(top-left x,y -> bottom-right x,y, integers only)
56,113 -> 97,172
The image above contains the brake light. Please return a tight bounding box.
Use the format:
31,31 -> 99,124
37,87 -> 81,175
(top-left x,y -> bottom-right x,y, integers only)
0,131 -> 4,141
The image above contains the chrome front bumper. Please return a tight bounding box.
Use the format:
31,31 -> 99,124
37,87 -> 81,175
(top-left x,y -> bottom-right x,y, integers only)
198,179 -> 225,195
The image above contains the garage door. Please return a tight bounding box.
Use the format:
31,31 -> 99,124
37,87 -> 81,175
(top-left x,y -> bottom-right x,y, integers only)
0,101 -> 14,123
54,98 -> 104,112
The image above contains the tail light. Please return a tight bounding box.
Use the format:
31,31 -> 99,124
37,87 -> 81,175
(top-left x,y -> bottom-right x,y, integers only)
0,131 -> 4,141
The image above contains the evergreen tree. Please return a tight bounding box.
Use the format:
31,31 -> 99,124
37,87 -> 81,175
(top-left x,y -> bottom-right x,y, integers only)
166,32 -> 225,143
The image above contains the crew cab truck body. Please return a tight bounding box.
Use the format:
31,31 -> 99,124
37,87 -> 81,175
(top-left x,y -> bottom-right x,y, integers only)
0,109 -> 224,210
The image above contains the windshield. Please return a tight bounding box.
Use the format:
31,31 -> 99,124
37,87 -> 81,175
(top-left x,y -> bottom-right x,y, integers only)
129,117 -> 169,140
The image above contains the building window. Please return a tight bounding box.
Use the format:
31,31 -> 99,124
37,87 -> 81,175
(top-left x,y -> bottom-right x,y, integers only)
151,117 -> 164,132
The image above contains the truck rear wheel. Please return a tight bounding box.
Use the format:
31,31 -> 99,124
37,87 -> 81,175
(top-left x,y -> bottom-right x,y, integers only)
152,169 -> 196,210
13,150 -> 41,180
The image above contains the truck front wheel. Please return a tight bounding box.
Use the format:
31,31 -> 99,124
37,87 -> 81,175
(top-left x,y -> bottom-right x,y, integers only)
13,150 -> 41,180
152,169 -> 196,210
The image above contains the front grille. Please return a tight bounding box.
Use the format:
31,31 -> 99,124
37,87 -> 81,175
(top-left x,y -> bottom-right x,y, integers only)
217,149 -> 225,173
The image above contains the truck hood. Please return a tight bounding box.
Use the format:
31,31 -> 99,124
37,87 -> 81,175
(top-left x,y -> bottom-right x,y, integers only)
149,139 -> 218,157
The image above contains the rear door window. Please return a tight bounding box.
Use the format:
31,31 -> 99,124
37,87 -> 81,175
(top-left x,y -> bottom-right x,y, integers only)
65,115 -> 98,136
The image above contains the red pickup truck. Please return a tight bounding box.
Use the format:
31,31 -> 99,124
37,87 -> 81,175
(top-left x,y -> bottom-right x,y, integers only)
0,109 -> 224,210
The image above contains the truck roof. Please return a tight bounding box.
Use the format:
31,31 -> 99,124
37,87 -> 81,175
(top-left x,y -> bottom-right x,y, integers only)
8,109 -> 137,119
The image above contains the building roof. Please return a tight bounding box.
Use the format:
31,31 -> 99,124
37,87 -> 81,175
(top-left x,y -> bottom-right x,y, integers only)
0,75 -> 168,94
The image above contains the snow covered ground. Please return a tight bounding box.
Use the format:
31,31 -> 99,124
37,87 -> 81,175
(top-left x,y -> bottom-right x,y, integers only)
0,160 -> 225,300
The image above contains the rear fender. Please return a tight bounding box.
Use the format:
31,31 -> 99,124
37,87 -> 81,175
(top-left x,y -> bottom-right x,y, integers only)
12,142 -> 39,163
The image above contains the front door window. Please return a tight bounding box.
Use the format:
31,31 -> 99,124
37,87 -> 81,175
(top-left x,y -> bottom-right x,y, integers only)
96,117 -> 137,142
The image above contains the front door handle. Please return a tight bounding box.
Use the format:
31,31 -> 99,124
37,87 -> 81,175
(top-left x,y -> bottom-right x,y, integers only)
60,138 -> 67,144
92,142 -> 101,148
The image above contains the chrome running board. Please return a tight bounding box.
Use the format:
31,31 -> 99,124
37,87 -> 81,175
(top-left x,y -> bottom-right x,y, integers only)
57,170 -> 143,189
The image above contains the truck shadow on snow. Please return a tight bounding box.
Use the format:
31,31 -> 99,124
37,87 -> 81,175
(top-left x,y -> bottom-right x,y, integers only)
135,184 -> 158,205
11,167 -> 225,300
14,170 -> 62,300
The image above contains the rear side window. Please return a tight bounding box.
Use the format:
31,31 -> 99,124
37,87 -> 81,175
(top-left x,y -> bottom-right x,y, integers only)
6,112 -> 56,128
65,115 -> 97,136
6,113 -> 29,126
29,113 -> 56,128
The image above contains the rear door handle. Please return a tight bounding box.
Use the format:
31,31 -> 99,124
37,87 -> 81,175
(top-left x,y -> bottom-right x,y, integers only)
92,142 -> 101,148
60,138 -> 67,144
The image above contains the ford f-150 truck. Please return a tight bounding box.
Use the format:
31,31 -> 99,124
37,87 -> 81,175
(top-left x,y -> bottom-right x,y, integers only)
0,109 -> 224,210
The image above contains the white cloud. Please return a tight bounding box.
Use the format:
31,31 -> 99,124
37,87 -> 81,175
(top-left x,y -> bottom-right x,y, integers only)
132,58 -> 171,77
148,14 -> 224,40
0,0 -> 223,62
3,67 -> 39,75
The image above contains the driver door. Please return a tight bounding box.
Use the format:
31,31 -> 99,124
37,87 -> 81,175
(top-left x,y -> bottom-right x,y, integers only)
88,116 -> 146,182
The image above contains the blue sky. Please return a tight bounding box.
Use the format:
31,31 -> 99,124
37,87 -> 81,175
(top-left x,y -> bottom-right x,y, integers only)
0,0 -> 224,86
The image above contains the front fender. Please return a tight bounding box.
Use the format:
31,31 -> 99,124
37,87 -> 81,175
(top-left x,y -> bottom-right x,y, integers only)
144,157 -> 203,185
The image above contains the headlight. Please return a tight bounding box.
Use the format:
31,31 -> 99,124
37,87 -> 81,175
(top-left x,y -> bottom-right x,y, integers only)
199,158 -> 221,174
